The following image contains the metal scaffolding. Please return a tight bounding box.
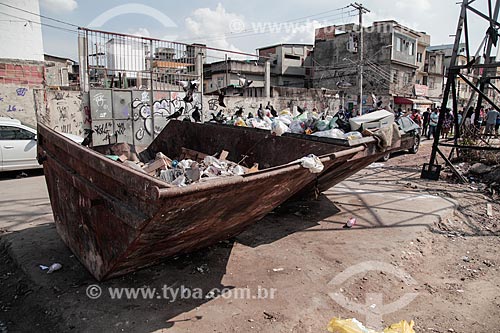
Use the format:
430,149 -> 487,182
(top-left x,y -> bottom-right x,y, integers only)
422,0 -> 500,182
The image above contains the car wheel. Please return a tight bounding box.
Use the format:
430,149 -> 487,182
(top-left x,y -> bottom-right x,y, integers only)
409,134 -> 420,154
379,152 -> 391,162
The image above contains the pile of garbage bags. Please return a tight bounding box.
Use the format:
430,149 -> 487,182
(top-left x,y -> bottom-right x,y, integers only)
222,108 -> 365,140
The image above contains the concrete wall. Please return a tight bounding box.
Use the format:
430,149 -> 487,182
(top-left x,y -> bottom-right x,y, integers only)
0,84 -> 38,127
203,87 -> 341,119
0,59 -> 45,127
0,0 -> 44,61
35,89 -> 91,137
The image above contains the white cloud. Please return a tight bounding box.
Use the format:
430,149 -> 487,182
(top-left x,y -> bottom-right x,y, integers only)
41,0 -> 78,12
395,0 -> 431,11
281,20 -> 324,44
129,28 -> 151,38
184,3 -> 247,59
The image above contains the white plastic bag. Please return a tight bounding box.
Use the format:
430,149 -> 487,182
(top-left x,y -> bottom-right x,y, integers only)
299,154 -> 324,173
343,131 -> 363,141
312,129 -> 345,139
278,114 -> 293,126
271,119 -> 289,136
289,120 -> 305,134
232,165 -> 246,176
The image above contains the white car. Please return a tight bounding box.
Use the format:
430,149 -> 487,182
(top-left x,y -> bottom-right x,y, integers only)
0,117 -> 83,172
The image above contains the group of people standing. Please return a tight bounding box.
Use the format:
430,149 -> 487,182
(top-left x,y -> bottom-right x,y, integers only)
404,107 -> 456,140
401,106 -> 500,140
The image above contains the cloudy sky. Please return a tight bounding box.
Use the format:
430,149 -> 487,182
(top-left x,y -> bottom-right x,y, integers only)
26,0 -> 496,60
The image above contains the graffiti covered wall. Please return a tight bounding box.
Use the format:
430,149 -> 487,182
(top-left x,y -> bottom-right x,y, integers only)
35,89 -> 91,136
89,89 -> 202,146
0,84 -> 37,127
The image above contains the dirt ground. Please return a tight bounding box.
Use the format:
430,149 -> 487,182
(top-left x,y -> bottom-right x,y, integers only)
0,139 -> 499,333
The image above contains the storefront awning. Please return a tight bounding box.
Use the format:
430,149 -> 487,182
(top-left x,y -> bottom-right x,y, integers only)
394,97 -> 434,105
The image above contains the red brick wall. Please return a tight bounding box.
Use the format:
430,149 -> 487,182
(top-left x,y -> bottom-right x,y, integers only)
0,62 -> 44,86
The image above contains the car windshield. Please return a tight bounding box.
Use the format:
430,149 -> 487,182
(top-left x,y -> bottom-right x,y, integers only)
397,116 -> 420,133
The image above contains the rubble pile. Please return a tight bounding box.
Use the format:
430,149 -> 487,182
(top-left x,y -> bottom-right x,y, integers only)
464,162 -> 500,196
105,144 -> 260,187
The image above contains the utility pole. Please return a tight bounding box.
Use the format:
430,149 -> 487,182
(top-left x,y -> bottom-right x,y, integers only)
350,2 -> 370,115
225,54 -> 229,88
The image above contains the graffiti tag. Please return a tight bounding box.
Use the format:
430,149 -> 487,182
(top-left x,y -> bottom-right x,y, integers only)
16,87 -> 28,97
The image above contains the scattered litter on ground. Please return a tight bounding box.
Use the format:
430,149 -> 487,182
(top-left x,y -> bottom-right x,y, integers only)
195,264 -> 209,274
343,217 -> 357,229
39,263 -> 62,274
368,163 -> 385,168
16,172 -> 28,179
327,317 -> 415,333
47,263 -> 62,274
272,268 -> 284,272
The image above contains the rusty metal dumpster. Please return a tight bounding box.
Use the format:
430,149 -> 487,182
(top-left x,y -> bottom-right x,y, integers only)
37,120 -> 380,280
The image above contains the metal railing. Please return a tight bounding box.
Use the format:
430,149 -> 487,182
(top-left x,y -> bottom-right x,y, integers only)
78,28 -> 202,91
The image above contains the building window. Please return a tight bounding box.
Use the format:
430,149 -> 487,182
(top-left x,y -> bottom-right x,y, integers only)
417,53 -> 423,62
409,42 -> 414,56
429,78 -> 435,89
284,54 -> 301,60
396,37 -> 402,52
423,76 -> 428,85
217,77 -> 224,88
403,72 -> 411,85
392,69 -> 399,83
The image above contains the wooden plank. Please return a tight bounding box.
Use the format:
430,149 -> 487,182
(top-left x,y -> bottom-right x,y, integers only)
487,203 -> 493,217
180,147 -> 209,162
220,150 -> 229,160
143,159 -> 169,175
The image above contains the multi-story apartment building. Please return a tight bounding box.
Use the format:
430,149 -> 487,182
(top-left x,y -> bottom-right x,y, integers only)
257,43 -> 313,88
312,21 -> 438,113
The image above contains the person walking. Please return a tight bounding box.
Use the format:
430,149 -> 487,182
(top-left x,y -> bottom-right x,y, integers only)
428,108 -> 439,139
411,109 -> 422,127
464,106 -> 474,128
422,108 -> 430,137
485,108 -> 500,136
442,109 -> 454,139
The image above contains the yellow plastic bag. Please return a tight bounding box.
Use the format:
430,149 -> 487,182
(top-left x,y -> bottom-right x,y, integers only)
233,117 -> 247,127
327,318 -> 378,333
383,320 -> 415,333
327,318 -> 415,333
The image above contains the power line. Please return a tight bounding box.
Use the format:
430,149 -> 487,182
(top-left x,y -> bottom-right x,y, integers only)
0,2 -> 79,27
179,7 -> 357,43
189,13 -> 359,46
0,11 -> 78,34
